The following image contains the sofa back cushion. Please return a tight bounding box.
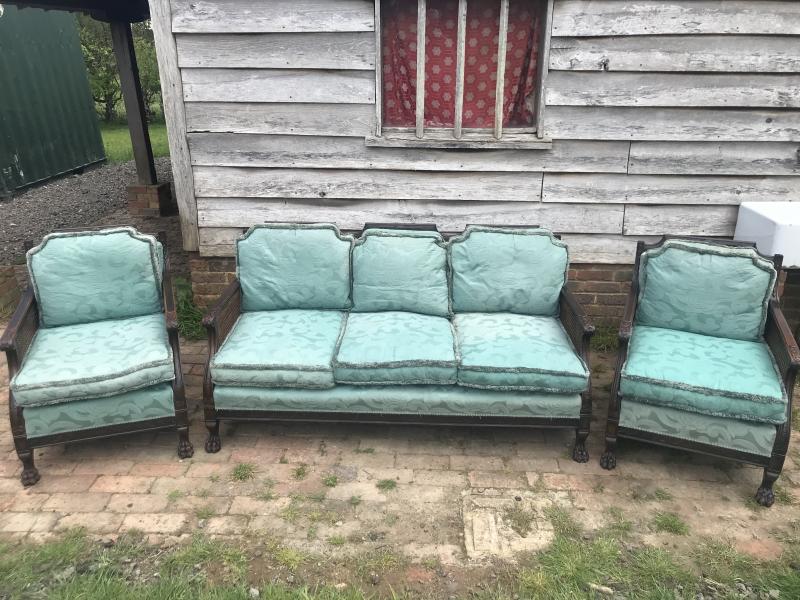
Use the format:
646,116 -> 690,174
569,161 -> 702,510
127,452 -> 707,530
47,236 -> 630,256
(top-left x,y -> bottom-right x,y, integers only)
636,239 -> 777,341
351,229 -> 449,317
27,227 -> 163,328
449,226 -> 568,316
237,224 -> 353,311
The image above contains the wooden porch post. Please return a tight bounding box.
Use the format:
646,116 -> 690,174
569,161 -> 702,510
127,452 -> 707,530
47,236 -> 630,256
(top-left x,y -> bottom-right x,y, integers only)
110,20 -> 157,185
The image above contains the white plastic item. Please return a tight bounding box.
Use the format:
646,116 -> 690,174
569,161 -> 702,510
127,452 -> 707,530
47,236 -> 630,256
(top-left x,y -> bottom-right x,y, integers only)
734,202 -> 800,268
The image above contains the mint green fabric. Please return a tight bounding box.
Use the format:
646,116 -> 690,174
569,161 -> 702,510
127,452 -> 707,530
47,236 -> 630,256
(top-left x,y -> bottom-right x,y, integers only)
449,227 -> 568,316
27,227 -> 163,328
24,383 -> 175,439
11,314 -> 174,407
454,313 -> 589,393
214,385 -> 582,418
621,326 -> 786,424
237,224 -> 353,311
334,311 -> 457,385
351,229 -> 449,317
210,310 -> 345,389
619,401 -> 776,457
637,240 -> 776,341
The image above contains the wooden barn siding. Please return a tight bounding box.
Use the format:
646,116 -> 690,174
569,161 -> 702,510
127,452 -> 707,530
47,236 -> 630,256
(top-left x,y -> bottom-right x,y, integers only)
164,0 -> 800,263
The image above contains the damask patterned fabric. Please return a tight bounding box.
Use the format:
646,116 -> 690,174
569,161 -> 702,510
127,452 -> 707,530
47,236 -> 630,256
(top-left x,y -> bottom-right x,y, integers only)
454,313 -> 588,392
214,384 -> 582,419
381,0 -> 540,128
619,400 -> 776,457
24,383 -> 175,438
11,314 -> 174,407
211,310 -> 346,389
334,311 -> 457,385
621,326 -> 786,424
237,224 -> 353,312
636,240 -> 776,341
351,229 -> 450,317
449,227 -> 567,315
27,227 -> 163,328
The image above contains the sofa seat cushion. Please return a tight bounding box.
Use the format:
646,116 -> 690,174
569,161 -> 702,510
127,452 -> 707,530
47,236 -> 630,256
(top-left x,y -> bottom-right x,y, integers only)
24,383 -> 175,439
333,312 -> 457,385
454,313 -> 589,393
211,310 -> 346,389
11,314 -> 173,407
621,326 -> 786,424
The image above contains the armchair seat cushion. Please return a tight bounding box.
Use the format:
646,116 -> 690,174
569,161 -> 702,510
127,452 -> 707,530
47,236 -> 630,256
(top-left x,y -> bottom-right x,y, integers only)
621,325 -> 786,424
11,314 -> 174,407
210,310 -> 346,389
333,312 -> 457,385
454,313 -> 589,392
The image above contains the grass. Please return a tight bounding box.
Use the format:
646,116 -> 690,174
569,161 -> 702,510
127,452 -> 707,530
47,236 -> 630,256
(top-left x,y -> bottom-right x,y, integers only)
231,463 -> 256,482
195,505 -> 216,520
375,479 -> 397,492
322,474 -> 339,488
652,512 -> 690,535
590,325 -> 619,353
292,464 -> 309,480
349,496 -> 362,507
100,121 -> 169,164
173,277 -> 205,340
503,505 -> 536,537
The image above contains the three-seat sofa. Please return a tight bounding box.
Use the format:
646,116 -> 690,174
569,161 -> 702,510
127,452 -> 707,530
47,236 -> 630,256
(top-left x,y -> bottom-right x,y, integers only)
202,223 -> 595,460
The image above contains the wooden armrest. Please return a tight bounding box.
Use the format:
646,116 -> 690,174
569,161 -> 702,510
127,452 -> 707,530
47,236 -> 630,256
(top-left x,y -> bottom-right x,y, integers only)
0,287 -> 39,374
161,253 -> 179,331
202,278 -> 241,352
559,288 -> 594,360
765,299 -> 800,386
619,284 -> 638,342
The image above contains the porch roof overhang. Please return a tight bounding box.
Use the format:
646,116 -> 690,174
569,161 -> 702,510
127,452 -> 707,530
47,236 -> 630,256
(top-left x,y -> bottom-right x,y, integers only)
3,1 -> 149,23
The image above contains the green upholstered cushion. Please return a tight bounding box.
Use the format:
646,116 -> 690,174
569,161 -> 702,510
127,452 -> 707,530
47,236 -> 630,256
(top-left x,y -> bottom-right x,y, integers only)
214,385 -> 582,419
351,229 -> 449,317
621,326 -> 786,424
449,226 -> 568,316
636,239 -> 776,341
454,313 -> 589,393
11,314 -> 174,407
210,309 -> 346,389
27,227 -> 163,328
237,224 -> 353,311
333,311 -> 457,385
24,383 -> 175,439
619,401 -> 776,458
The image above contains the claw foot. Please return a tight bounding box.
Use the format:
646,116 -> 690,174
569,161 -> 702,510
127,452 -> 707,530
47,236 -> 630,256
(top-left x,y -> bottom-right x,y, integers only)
600,451 -> 617,470
21,467 -> 40,487
755,485 -> 775,508
572,442 -> 589,463
177,438 -> 194,459
205,433 -> 221,454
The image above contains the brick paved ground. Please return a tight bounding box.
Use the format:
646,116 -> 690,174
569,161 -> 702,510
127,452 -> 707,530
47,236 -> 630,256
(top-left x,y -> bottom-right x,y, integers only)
0,334 -> 798,564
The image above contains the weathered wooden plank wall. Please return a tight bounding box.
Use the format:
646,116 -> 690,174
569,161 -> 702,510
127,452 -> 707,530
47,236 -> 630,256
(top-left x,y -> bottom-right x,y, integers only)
158,0 -> 800,262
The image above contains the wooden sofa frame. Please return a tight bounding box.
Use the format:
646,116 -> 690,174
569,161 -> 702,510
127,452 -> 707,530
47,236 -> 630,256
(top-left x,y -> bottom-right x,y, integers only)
0,230 -> 194,487
600,236 -> 799,507
202,223 -> 595,462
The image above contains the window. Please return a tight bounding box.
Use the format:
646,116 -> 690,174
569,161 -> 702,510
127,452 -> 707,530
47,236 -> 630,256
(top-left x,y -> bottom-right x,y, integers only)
370,0 -> 552,149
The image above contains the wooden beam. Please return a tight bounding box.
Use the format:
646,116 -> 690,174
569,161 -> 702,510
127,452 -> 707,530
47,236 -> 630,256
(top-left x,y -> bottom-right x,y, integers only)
374,1 -> 382,136
535,0 -> 555,138
453,0 -> 468,139
110,21 -> 156,185
493,0 -> 509,139
415,0 -> 426,138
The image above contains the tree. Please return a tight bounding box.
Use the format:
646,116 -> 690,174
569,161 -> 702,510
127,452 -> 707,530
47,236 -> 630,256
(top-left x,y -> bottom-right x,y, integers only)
132,23 -> 163,119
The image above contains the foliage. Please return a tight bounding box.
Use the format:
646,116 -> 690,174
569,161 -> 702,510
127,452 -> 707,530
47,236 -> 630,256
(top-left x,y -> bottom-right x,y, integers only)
173,277 -> 205,341
77,17 -> 162,122
101,121 -> 169,163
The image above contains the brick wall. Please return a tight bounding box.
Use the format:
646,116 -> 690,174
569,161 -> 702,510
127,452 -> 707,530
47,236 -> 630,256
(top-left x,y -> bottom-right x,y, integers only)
187,255 -> 633,327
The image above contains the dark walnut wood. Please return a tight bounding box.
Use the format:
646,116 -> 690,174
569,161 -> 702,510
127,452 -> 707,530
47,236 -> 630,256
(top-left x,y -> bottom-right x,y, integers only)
201,223 -> 596,463
600,236 -> 798,507
0,228 -> 193,487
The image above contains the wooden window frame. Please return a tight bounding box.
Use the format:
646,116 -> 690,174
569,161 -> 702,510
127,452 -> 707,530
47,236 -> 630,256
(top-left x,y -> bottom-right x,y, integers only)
367,0 -> 553,150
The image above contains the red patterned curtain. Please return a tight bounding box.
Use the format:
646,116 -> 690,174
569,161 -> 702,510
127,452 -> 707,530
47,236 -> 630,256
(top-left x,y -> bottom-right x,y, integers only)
381,0 -> 540,129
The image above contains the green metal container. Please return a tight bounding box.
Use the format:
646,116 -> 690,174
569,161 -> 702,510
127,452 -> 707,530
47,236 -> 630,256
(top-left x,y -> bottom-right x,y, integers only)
0,5 -> 105,195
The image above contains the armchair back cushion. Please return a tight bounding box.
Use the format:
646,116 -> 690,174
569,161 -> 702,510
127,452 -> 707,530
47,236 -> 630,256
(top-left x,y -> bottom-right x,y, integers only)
237,224 -> 353,312
636,240 -> 777,341
351,229 -> 449,317
27,227 -> 163,328
449,226 -> 567,316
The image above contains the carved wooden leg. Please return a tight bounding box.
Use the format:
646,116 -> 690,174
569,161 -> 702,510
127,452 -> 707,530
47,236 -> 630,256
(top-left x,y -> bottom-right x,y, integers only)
755,469 -> 779,507
205,420 -> 221,453
572,429 -> 589,463
177,427 -> 194,459
600,440 -> 617,470
18,449 -> 40,487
